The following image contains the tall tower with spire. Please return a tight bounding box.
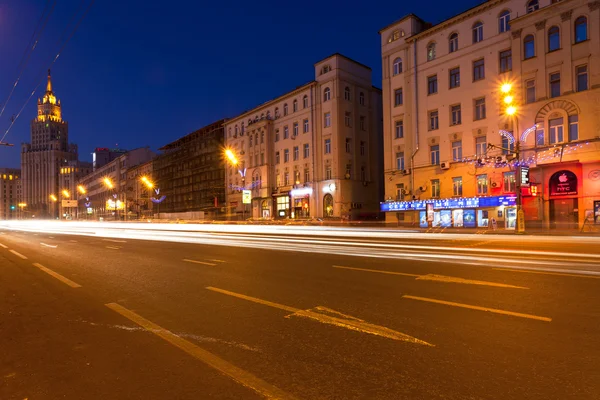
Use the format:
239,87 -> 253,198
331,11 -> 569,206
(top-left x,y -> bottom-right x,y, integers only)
21,70 -> 80,218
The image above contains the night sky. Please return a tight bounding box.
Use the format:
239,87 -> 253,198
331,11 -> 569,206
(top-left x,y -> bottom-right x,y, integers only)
0,0 -> 483,168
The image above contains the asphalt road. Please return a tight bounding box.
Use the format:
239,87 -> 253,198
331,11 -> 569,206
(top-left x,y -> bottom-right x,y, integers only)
1,223 -> 599,399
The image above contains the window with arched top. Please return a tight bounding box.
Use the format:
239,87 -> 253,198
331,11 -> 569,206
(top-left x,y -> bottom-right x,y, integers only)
392,57 -> 402,75
274,107 -> 279,117
293,99 -> 298,112
283,103 -> 288,116
323,194 -> 334,217
344,86 -> 351,101
241,122 -> 244,134
527,0 -> 539,13
303,95 -> 308,108
359,92 -> 365,106
449,33 -> 458,53
548,26 -> 560,51
574,16 -> 587,43
323,87 -> 331,101
426,42 -> 436,61
472,22 -> 483,43
498,10 -> 510,33
524,34 -> 535,59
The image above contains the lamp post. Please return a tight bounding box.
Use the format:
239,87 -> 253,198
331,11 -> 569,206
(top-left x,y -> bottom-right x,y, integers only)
103,177 -> 118,221
18,203 -> 26,220
500,83 -> 525,233
49,194 -> 58,219
224,148 -> 247,220
77,185 -> 86,220
140,176 -> 155,219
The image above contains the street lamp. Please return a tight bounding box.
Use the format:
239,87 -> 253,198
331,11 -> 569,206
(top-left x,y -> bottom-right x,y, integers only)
140,176 -> 155,219
76,185 -> 86,220
102,177 -> 119,221
49,194 -> 58,219
18,203 -> 26,220
224,148 -> 248,220
500,82 -> 525,233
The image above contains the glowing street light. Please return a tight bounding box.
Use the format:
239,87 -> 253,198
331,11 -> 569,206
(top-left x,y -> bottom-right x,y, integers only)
225,148 -> 238,166
77,185 -> 86,195
141,176 -> 154,189
62,189 -> 70,198
501,83 -> 512,93
506,105 -> 517,116
103,177 -> 114,189
49,194 -> 57,202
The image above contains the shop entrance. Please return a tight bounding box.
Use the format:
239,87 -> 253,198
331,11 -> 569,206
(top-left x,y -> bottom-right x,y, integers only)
505,207 -> 517,230
550,198 -> 578,230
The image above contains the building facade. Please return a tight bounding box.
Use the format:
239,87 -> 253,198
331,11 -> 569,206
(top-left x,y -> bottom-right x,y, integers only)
225,54 -> 383,220
77,147 -> 155,220
152,120 -> 225,219
380,0 -> 600,230
0,169 -> 22,220
21,70 -> 80,219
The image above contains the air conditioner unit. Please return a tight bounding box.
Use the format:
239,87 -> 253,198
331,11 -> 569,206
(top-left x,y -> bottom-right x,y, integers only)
495,156 -> 505,163
506,152 -> 517,160
491,181 -> 498,188
402,169 -> 411,175
419,186 -> 426,192
412,195 -> 418,200
440,161 -> 450,170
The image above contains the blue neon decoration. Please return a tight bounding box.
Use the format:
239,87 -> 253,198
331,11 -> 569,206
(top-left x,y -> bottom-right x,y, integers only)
380,195 -> 516,212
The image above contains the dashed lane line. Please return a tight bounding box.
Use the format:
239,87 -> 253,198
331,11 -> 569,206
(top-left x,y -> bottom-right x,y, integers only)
40,242 -> 58,248
102,239 -> 127,243
183,259 -> 218,266
32,263 -> 81,288
105,302 -> 297,400
105,246 -> 121,250
0,243 -> 7,249
402,295 -> 551,322
8,249 -> 27,259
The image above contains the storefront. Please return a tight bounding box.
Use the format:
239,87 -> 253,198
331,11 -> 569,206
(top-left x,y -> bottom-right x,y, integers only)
381,195 -> 517,229
273,193 -> 290,219
290,187 -> 312,219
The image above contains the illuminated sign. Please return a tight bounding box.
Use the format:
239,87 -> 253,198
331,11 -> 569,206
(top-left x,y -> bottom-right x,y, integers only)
106,199 -> 125,210
549,170 -> 577,196
291,187 -> 313,197
426,203 -> 434,222
520,166 -> 530,188
242,190 -> 252,204
87,207 -> 93,214
61,200 -> 78,207
323,183 -> 336,193
380,195 -> 517,212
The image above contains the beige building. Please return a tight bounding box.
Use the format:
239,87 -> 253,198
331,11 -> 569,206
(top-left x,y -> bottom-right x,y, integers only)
225,54 -> 383,220
21,70 -> 79,219
0,169 -> 22,220
77,147 -> 155,220
380,0 -> 600,230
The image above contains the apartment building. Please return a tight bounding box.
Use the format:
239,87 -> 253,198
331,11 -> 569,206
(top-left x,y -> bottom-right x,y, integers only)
381,0 -> 600,230
225,54 -> 383,220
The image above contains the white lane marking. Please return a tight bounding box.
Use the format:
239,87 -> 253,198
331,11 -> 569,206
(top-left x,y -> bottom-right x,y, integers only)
48,236 -> 54,238
207,259 -> 226,263
105,303 -> 295,400
40,242 -> 58,248
102,239 -> 127,243
9,250 -> 27,259
105,246 -> 121,250
32,263 -> 81,288
69,240 -> 78,243
0,243 -> 8,249
183,259 -> 218,266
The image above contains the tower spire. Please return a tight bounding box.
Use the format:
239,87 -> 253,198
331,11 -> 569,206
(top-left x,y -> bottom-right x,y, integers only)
46,69 -> 52,93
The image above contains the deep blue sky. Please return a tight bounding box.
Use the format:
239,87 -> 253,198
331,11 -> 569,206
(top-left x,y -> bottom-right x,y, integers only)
0,0 -> 483,168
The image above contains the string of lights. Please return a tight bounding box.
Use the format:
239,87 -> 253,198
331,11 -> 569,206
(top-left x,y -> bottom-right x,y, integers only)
0,0 -> 56,123
0,0 -> 96,145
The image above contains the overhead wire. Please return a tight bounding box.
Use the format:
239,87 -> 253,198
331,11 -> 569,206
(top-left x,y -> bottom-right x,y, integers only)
0,0 -> 56,122
0,0 -> 95,145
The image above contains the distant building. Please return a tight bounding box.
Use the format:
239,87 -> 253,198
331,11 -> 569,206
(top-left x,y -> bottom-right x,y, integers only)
0,169 -> 22,220
224,54 -> 383,220
93,147 -> 127,171
380,0 -> 600,230
57,160 -> 93,219
21,70 -> 79,218
77,147 -> 155,220
153,120 -> 225,219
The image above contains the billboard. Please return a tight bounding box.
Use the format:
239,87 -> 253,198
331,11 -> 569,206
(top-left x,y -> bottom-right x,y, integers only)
242,190 -> 252,204
61,200 -> 78,207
